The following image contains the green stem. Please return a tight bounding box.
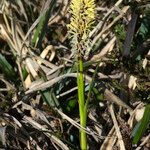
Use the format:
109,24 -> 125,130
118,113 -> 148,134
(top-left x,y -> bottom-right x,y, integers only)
77,56 -> 87,150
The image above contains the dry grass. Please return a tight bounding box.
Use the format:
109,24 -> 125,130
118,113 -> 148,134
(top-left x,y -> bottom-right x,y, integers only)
0,0 -> 149,149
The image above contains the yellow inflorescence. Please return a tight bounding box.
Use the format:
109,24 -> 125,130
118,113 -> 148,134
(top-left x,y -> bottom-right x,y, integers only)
68,0 -> 95,56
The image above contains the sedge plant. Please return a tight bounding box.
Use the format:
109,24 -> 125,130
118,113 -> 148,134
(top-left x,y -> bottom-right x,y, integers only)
68,0 -> 95,149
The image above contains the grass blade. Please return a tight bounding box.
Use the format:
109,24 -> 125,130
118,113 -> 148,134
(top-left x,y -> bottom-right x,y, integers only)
132,104 -> 150,144
32,0 -> 56,49
0,54 -> 16,82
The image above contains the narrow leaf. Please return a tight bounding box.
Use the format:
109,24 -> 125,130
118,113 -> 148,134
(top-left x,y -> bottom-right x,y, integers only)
132,104 -> 150,144
0,54 -> 16,82
32,0 -> 56,49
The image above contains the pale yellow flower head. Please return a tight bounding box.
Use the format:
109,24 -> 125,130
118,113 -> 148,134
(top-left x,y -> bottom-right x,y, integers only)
68,0 -> 95,56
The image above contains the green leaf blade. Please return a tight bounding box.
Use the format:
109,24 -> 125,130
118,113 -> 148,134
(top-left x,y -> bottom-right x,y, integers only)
132,104 -> 150,144
0,54 -> 16,82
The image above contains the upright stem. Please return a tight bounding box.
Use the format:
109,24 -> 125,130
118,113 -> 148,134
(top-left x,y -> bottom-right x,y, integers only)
77,56 -> 87,150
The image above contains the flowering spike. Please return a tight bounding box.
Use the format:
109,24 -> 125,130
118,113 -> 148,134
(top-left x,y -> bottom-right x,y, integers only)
68,0 -> 95,57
